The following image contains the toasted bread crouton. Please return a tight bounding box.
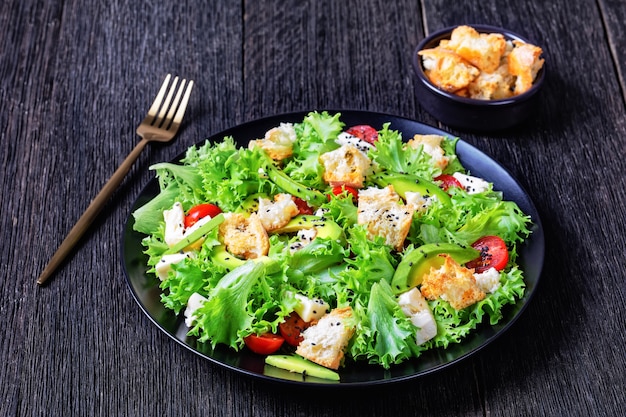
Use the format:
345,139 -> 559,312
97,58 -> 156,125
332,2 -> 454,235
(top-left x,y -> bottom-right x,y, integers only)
219,213 -> 269,260
447,25 -> 507,73
248,122 -> 297,161
468,62 -> 515,99
420,254 -> 486,310
406,134 -> 449,170
295,307 -> 355,370
419,47 -> 480,92
320,144 -> 371,188
357,186 -> 415,251
257,193 -> 299,232
508,41 -> 544,95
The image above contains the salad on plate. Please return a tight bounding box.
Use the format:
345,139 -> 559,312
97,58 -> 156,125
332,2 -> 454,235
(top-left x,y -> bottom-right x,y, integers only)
131,111 -> 532,378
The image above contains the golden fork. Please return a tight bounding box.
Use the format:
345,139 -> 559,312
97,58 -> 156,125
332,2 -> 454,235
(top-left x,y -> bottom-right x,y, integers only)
37,74 -> 194,285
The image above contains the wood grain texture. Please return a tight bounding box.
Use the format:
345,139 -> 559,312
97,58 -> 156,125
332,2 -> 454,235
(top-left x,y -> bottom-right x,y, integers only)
421,1 -> 626,416
1,0 -> 625,415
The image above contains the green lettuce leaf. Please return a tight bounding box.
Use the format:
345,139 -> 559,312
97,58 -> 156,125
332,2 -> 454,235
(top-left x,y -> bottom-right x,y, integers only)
369,123 -> 444,179
188,261 -> 268,349
284,111 -> 344,186
350,280 -> 421,368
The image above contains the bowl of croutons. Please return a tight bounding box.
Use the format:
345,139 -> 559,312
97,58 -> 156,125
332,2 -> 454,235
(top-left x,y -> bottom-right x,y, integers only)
413,24 -> 545,131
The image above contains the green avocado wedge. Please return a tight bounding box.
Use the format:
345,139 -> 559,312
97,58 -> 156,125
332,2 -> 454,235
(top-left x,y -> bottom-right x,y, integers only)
236,193 -> 265,215
265,354 -> 340,381
391,243 -> 480,294
264,162 -> 327,207
163,214 -> 225,255
209,244 -> 245,271
271,215 -> 345,242
370,172 -> 451,206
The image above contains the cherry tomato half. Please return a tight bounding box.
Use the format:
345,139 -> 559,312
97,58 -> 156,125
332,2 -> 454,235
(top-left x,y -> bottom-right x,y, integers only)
184,203 -> 222,228
329,185 -> 359,202
278,312 -> 310,347
346,125 -> 379,145
243,333 -> 285,355
465,235 -> 509,273
293,197 -> 314,215
434,174 -> 463,192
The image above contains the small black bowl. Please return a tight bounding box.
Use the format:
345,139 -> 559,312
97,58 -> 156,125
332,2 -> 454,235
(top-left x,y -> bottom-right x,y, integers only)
412,24 -> 546,132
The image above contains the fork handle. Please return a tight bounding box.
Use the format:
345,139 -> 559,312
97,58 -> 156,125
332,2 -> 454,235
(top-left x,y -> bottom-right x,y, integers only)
37,137 -> 150,285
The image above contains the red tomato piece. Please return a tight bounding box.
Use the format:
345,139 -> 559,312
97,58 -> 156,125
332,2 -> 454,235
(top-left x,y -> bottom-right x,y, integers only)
278,312 -> 310,347
243,333 -> 285,355
346,125 -> 379,145
184,203 -> 222,228
329,185 -> 358,202
293,197 -> 314,215
465,235 -> 509,273
434,174 -> 463,192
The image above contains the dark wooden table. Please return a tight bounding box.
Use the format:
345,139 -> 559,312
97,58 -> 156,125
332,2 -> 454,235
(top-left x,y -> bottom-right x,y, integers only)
2,0 -> 625,415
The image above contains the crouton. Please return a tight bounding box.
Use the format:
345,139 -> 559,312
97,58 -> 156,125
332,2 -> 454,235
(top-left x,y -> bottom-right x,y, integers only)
447,25 -> 507,73
468,62 -> 515,99
508,41 -> 544,95
406,134 -> 449,170
419,47 -> 480,92
420,254 -> 486,310
357,186 -> 415,251
256,193 -> 299,232
248,122 -> 297,161
295,307 -> 355,370
219,213 -> 269,260
319,144 -> 371,188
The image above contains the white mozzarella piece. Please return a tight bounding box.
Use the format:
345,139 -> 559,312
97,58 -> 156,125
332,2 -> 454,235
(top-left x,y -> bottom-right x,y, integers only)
452,172 -> 490,194
336,132 -> 374,155
155,252 -> 191,281
294,293 -> 330,322
184,292 -> 208,327
474,267 -> 502,293
163,202 -> 186,247
398,288 -> 437,345
405,191 -> 437,212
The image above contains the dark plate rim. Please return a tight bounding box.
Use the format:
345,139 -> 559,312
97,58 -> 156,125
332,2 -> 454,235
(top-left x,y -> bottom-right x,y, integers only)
121,109 -> 545,387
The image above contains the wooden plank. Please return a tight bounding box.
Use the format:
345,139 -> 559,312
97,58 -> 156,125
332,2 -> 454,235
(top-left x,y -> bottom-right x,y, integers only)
2,0 -> 245,416
599,0 -> 626,102
242,0 -> 427,121
420,1 -> 626,416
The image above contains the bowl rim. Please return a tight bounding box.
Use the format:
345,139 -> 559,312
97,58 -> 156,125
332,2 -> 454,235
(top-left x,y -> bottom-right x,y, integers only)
412,24 -> 546,107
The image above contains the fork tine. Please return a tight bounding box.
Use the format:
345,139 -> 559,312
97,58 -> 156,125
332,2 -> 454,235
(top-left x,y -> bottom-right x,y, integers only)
170,80 -> 194,132
154,76 -> 179,127
164,79 -> 187,128
145,74 -> 172,123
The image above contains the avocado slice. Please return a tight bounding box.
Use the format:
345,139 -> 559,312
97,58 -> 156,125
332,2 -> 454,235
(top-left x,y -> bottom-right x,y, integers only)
209,244 -> 245,271
264,163 -> 327,207
391,243 -> 479,294
370,172 -> 451,206
235,193 -> 266,215
163,214 -> 225,255
265,354 -> 340,381
271,215 -> 344,242
209,244 -> 281,274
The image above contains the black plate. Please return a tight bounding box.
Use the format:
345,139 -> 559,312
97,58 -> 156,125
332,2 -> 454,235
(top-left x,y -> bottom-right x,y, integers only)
122,110 -> 545,387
